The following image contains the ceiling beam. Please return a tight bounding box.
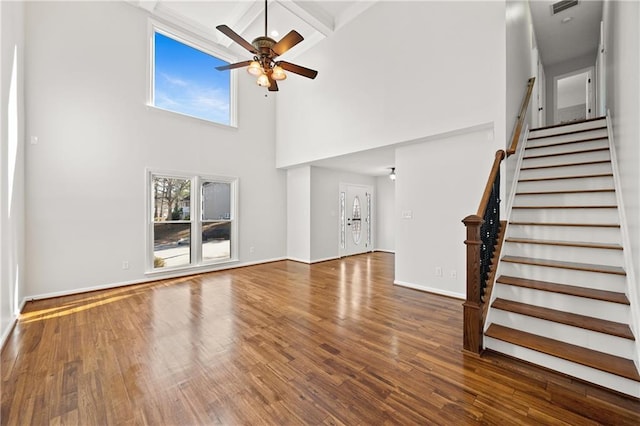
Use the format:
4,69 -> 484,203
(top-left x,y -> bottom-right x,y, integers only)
277,0 -> 334,36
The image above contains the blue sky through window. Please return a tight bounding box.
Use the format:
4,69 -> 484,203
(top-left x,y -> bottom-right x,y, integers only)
154,32 -> 231,125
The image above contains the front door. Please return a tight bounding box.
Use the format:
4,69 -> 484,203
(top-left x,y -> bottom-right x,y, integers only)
340,184 -> 373,257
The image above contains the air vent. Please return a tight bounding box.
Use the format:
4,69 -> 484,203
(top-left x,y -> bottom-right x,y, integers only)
552,0 -> 579,15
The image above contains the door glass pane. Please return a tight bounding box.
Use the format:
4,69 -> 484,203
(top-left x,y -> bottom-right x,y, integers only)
352,196 -> 361,244
202,222 -> 231,261
202,182 -> 231,220
153,223 -> 190,268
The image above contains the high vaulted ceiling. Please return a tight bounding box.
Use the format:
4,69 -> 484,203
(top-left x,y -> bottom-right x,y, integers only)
133,0 -> 376,60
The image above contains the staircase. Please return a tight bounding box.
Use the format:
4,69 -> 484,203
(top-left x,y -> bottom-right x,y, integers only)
484,117 -> 640,398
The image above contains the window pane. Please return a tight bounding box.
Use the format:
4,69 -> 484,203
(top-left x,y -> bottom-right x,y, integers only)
154,32 -> 230,125
153,223 -> 191,268
202,222 -> 231,262
153,177 -> 191,221
202,181 -> 231,220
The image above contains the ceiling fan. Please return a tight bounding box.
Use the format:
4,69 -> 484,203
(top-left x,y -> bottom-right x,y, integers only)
215,0 -> 318,92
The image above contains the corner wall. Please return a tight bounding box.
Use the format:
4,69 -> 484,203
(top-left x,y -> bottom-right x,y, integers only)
24,2 -> 286,299
375,175 -> 395,253
395,126 -> 496,298
1,0 -> 26,345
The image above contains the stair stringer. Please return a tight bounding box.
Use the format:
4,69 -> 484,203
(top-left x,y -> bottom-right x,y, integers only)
483,125 -> 528,332
607,113 -> 640,374
483,117 -> 640,398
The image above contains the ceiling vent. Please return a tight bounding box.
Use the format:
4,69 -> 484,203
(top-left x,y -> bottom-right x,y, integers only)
552,0 -> 579,15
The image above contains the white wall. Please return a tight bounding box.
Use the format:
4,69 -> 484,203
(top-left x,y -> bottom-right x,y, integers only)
287,166 -> 311,263
505,0 -> 536,205
603,0 -> 640,365
24,1 -> 286,298
375,175 -> 395,252
394,126 -> 496,298
276,1 -> 506,169
1,0 -> 26,345
310,167 -> 375,262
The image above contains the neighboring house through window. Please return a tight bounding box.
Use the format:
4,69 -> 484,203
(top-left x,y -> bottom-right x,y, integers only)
149,172 -> 238,272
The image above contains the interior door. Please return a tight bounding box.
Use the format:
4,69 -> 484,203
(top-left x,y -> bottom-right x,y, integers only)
340,184 -> 373,257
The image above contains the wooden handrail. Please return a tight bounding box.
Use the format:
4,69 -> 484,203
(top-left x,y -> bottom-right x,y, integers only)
476,150 -> 506,217
507,77 -> 536,156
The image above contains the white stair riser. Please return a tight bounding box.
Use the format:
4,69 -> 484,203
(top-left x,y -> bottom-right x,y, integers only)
522,150 -> 610,169
484,337 -> 640,398
528,121 -> 607,139
517,176 -> 614,192
513,191 -> 617,206
506,225 -> 622,245
489,310 -> 634,358
510,208 -> 619,224
494,283 -> 630,323
519,162 -> 612,180
524,138 -> 609,157
498,262 -> 627,292
503,242 -> 624,267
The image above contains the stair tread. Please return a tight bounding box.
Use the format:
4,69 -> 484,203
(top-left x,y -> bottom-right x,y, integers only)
516,189 -> 615,195
525,136 -> 608,151
501,255 -> 626,275
505,237 -> 623,250
508,222 -> 620,228
521,160 -> 610,171
512,205 -> 617,209
530,117 -> 607,132
491,298 -> 634,340
528,125 -> 608,141
485,324 -> 640,381
519,173 -> 613,182
523,147 -> 609,160
496,275 -> 630,304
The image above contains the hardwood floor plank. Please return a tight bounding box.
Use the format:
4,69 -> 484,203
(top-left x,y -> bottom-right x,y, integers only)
2,253 -> 639,425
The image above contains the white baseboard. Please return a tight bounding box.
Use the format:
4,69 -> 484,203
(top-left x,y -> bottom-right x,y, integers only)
374,249 -> 395,254
287,257 -> 311,264
310,256 -> 340,264
25,257 -> 287,302
394,280 -> 465,300
0,299 -> 27,351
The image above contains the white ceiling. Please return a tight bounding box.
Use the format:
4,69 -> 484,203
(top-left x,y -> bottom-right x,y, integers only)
132,0 -> 603,176
529,0 -> 602,67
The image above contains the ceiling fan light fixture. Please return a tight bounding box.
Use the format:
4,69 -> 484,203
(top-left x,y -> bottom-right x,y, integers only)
247,60 -> 263,76
256,73 -> 271,87
271,65 -> 287,81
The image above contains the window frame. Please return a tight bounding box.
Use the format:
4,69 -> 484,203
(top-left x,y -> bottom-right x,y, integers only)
146,170 -> 239,274
147,19 -> 238,128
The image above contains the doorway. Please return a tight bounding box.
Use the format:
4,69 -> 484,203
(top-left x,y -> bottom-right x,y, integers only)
554,67 -> 594,124
339,184 -> 373,257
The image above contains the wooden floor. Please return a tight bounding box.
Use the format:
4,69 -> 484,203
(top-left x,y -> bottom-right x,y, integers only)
2,253 -> 639,425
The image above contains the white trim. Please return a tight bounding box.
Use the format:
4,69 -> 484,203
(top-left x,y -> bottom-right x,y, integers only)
24,257 -> 287,302
287,257 -> 312,264
310,256 -> 340,264
393,280 -> 465,300
374,249 -> 395,254
0,299 -> 26,351
605,112 -> 640,372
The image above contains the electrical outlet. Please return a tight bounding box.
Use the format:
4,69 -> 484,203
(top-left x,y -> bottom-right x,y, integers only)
435,267 -> 443,277
122,261 -> 129,270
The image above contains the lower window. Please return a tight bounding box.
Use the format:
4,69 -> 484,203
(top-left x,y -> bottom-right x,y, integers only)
148,172 -> 237,272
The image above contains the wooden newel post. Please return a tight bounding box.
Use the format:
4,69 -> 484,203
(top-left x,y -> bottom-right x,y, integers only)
462,214 -> 484,355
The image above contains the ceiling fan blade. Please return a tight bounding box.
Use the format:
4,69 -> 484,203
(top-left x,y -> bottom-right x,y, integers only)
216,25 -> 257,53
272,30 -> 304,56
279,61 -> 318,79
268,75 -> 279,92
215,60 -> 252,71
